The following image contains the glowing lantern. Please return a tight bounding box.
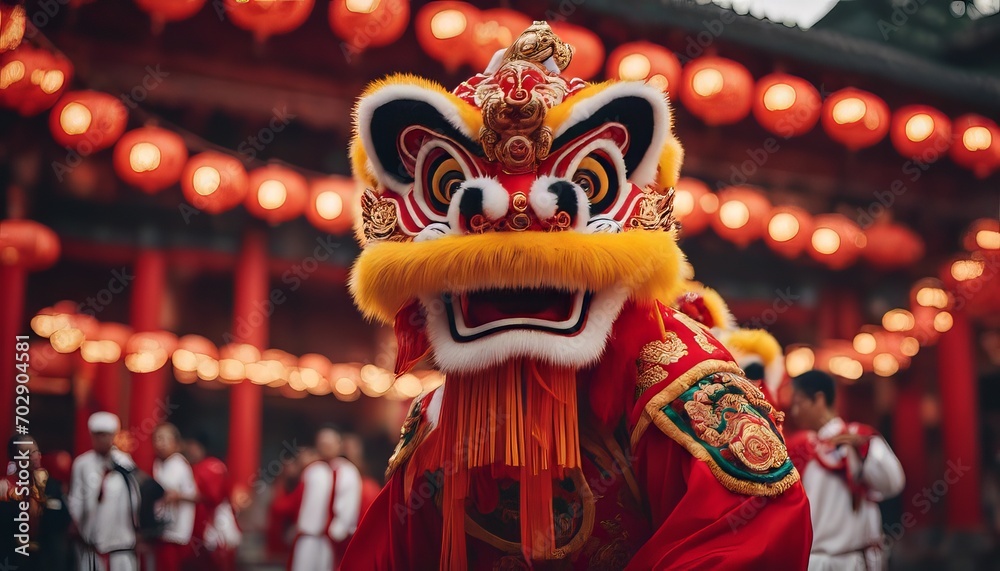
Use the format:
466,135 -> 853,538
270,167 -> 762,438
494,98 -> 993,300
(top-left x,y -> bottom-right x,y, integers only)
672,178 -> 713,237
29,341 -> 73,378
172,334 -> 218,383
763,205 -> 814,259
710,187 -> 770,247
943,251 -> 1000,315
415,1 -> 479,72
752,73 -> 821,137
306,176 -> 355,235
821,88 -> 889,150
808,214 -> 864,269
81,322 -> 132,364
180,151 -> 249,214
113,127 -> 188,194
861,222 -> 924,270
245,165 -> 308,224
680,57 -> 754,126
784,345 -> 815,378
329,0 -> 410,53
49,91 -> 128,152
964,218 -> 1000,252
548,22 -> 603,81
605,41 -> 681,96
0,45 -> 73,116
124,331 -> 177,373
469,8 -> 531,71
134,0 -> 207,30
882,309 -> 914,333
223,0 -> 315,43
890,105 -> 951,162
950,114 -> 999,178
0,219 -> 60,271
0,5 -> 26,53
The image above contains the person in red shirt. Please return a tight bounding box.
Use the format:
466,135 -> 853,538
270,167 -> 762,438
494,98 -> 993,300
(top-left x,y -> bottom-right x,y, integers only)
185,434 -> 239,571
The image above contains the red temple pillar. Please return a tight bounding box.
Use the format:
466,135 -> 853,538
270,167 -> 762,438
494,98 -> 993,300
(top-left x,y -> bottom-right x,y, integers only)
127,249 -> 168,472
0,263 -> 26,440
893,370 -> 928,526
936,309 -> 982,529
228,228 -> 267,507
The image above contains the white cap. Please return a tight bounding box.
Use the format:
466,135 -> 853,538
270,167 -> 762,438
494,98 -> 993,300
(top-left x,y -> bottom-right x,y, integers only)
88,412 -> 120,434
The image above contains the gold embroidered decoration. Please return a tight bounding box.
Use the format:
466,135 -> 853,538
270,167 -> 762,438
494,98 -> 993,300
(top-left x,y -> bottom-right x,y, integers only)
502,21 -> 574,72
628,187 -> 676,232
674,311 -> 718,353
360,188 -> 404,243
634,333 -> 688,399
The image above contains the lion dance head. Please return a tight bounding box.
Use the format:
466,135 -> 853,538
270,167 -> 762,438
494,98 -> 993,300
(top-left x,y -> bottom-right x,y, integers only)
349,22 -> 687,565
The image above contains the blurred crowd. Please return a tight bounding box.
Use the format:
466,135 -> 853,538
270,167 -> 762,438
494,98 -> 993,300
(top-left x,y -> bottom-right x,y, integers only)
0,414 -> 377,571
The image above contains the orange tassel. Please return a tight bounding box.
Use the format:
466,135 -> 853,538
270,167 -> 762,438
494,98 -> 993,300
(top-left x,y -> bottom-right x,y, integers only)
427,359 -> 581,568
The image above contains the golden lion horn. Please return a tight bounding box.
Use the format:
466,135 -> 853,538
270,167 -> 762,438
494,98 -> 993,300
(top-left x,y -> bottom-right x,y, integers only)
502,21 -> 574,71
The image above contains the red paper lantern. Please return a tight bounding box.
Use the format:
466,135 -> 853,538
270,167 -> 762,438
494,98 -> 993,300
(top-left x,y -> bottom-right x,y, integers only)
181,151 -> 249,214
224,0 -> 315,42
950,114 -> 1000,178
0,45 -> 73,116
605,41 -> 681,96
889,105 -> 951,162
134,0 -> 206,26
821,88 -> 890,150
964,218 -> 1000,252
549,22 -> 603,81
808,213 -> 864,270
415,1 -> 479,72
306,177 -> 355,235
125,331 -> 178,373
752,73 -> 821,138
49,91 -> 128,153
0,219 -> 60,270
329,0 -> 410,53
711,187 -> 770,247
680,57 -> 754,126
245,165 -> 308,224
29,341 -> 74,377
469,8 -> 531,72
672,177 -> 713,237
113,127 -> 188,194
862,222 -> 924,270
0,5 -> 26,53
764,205 -> 814,259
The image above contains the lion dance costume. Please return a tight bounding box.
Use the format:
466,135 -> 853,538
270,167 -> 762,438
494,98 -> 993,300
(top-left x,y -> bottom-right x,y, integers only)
342,23 -> 812,570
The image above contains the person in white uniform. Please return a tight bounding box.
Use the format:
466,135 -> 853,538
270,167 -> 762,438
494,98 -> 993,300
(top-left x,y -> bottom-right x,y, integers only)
153,422 -> 198,569
788,370 -> 906,571
288,426 -> 362,571
68,412 -> 139,571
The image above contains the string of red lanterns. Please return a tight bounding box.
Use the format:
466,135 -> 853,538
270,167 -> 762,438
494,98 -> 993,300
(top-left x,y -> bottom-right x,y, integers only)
674,176 -> 926,271
786,218 -> 999,380
29,307 -> 445,401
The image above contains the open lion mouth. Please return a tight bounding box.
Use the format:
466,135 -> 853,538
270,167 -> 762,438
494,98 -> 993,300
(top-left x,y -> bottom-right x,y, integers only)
443,288 -> 591,342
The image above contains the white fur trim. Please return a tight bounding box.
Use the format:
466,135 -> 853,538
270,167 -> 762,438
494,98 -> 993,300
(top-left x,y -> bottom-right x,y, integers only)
447,177 -> 509,231
414,222 -> 455,242
355,84 -> 478,194
551,82 -> 670,188
529,175 -> 588,231
419,287 -> 630,373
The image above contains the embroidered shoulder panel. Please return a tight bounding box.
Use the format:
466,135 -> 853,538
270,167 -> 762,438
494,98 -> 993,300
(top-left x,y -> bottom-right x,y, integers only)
647,371 -> 798,496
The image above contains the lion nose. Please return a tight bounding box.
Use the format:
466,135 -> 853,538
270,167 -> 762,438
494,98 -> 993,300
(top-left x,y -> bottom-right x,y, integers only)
448,178 -> 510,233
529,176 -> 588,231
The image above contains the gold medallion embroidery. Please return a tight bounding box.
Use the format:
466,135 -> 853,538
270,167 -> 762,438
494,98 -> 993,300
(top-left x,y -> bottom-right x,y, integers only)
635,333 -> 688,399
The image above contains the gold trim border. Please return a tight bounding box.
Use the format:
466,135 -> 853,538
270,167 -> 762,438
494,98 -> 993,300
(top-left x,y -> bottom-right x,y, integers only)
630,359 -> 800,497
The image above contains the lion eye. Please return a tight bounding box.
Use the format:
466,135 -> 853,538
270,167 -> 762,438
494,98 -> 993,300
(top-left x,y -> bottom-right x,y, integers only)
573,154 -> 618,214
426,156 -> 465,214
